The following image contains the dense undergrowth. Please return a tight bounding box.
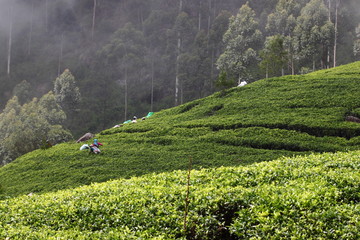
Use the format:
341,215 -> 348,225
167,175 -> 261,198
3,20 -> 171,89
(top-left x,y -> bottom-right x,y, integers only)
1,62 -> 360,198
0,151 -> 359,239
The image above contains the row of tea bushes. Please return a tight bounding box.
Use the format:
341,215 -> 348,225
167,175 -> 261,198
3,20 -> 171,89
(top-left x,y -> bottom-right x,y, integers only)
2,62 -> 360,197
2,115 -> 360,198
1,150 -> 359,239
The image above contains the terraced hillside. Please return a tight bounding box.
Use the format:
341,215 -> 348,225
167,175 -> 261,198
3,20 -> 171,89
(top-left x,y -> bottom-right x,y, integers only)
1,151 -> 359,239
1,62 -> 360,197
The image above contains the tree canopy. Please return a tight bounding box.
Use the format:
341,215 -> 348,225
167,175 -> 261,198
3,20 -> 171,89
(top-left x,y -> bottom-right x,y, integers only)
0,0 -> 359,146
0,93 -> 72,165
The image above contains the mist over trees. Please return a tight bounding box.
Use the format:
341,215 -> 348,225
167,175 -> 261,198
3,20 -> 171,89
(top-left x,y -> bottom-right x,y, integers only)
0,0 -> 359,164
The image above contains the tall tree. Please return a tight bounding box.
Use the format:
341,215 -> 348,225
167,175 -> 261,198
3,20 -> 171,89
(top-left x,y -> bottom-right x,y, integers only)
92,0 -> 97,40
333,0 -> 341,67
294,0 -> 334,71
354,23 -> 360,60
208,10 -> 231,90
57,34 -> 64,76
28,0 -> 35,55
7,0 -> 14,76
216,3 -> 262,84
265,0 -> 299,75
45,0 -> 48,32
0,93 -> 72,165
13,80 -> 32,105
54,69 -> 81,115
143,10 -> 175,112
179,30 -> 211,101
173,11 -> 195,105
101,23 -> 145,121
259,35 -> 288,78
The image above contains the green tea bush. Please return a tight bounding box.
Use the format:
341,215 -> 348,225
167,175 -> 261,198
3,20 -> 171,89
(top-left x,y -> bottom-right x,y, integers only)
178,101 -> 200,113
0,151 -> 359,239
2,62 -> 360,198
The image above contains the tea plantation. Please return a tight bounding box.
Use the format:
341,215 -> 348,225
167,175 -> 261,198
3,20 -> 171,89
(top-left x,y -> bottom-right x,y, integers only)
0,151 -> 359,239
0,62 -> 360,238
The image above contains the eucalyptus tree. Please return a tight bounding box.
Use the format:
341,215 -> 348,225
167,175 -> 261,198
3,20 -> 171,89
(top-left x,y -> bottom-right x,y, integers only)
294,0 -> 334,71
13,80 -> 32,105
354,23 -> 360,60
27,0 -> 35,55
216,3 -> 262,85
173,11 -> 195,105
179,30 -> 211,101
143,10 -> 175,112
332,0 -> 341,67
265,0 -> 299,75
208,10 -> 232,89
259,35 -> 287,78
0,97 -> 21,165
7,0 -> 14,76
0,93 -> 72,165
92,0 -> 97,40
101,23 -> 145,121
54,69 -> 81,113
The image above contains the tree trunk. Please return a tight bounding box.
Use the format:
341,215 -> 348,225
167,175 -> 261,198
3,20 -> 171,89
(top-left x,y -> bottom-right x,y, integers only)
288,35 -> 295,75
210,48 -> 214,90
123,44 -> 129,121
179,0 -> 183,12
327,0 -> 331,68
151,57 -> 154,112
266,63 -> 268,79
207,0 -> 211,35
313,59 -> 316,72
180,78 -> 183,105
58,34 -> 64,76
175,0 -> 183,106
333,0 -> 340,68
45,0 -> 48,32
198,0 -> 202,31
124,64 -> 128,121
7,1 -> 13,76
139,6 -> 144,31
28,0 -> 35,55
92,0 -> 97,40
175,36 -> 180,106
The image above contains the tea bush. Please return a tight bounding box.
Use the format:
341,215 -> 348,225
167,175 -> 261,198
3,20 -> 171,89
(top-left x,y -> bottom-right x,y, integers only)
0,151 -> 359,239
1,62 -> 360,198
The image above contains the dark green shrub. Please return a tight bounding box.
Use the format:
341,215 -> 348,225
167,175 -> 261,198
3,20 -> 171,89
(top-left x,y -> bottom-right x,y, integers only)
178,101 -> 200,113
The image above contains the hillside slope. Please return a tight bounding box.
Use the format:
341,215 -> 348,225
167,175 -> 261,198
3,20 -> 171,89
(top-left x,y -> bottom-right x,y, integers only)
1,62 -> 360,197
1,151 -> 359,239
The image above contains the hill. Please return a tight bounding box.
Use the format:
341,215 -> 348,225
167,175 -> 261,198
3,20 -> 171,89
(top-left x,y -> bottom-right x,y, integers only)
1,62 -> 360,198
0,151 -> 359,239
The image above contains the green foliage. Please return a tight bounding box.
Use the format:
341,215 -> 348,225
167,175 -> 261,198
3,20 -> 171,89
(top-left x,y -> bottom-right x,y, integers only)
259,35 -> 288,78
54,69 -> 81,112
0,62 -> 360,238
1,0 -> 359,135
12,80 -> 32,105
293,0 -> 333,69
215,71 -> 235,90
265,0 -> 299,36
0,151 -> 359,239
216,3 -> 263,83
0,93 -> 72,165
354,24 -> 360,59
2,62 -> 360,197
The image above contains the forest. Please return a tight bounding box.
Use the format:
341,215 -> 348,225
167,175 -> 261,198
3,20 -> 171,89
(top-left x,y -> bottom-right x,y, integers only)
0,0 -> 360,165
